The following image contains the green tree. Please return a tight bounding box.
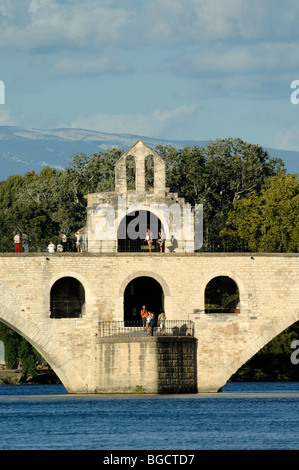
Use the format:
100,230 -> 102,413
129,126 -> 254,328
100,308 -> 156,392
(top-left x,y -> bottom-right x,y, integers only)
156,138 -> 285,250
0,323 -> 43,376
50,148 -> 121,239
0,148 -> 122,252
220,173 -> 299,252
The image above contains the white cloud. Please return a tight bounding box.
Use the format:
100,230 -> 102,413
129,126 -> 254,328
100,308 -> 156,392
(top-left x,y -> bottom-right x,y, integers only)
0,0 -> 134,51
51,55 -> 132,76
69,104 -> 199,138
1,0 -> 299,94
2,0 -> 299,52
142,0 -> 299,44
164,42 -> 299,77
2,0 -> 299,142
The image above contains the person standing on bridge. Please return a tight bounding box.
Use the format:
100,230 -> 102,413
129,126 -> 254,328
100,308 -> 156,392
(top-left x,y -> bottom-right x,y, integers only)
157,230 -> 165,253
148,312 -> 156,336
22,232 -> 30,253
61,233 -> 67,252
145,311 -> 151,332
140,305 -> 148,330
75,230 -> 82,252
144,228 -> 153,252
158,311 -> 166,335
13,232 -> 21,253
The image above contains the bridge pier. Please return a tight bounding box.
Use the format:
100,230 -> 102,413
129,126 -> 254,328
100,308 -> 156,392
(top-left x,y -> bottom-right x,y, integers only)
96,336 -> 197,394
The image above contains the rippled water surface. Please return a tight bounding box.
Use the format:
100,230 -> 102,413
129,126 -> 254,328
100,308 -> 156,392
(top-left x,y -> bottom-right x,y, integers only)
0,382 -> 299,450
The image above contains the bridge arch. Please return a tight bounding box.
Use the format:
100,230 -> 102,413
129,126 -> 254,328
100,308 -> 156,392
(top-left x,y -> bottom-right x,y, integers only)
0,304 -> 88,393
224,311 -> 299,384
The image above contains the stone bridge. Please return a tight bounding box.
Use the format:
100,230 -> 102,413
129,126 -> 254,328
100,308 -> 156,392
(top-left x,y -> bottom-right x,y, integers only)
0,252 -> 298,393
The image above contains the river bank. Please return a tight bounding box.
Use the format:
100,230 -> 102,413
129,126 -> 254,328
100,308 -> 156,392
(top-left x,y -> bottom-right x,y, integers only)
0,368 -> 61,385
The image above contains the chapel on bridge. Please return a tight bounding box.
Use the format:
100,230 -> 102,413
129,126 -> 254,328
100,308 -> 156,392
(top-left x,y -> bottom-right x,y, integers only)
81,139 -> 197,253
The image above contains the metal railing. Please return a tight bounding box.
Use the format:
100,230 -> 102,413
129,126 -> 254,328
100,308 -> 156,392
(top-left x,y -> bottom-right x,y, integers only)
50,300 -> 84,318
117,239 -> 164,253
98,320 -> 194,338
2,238 -> 298,254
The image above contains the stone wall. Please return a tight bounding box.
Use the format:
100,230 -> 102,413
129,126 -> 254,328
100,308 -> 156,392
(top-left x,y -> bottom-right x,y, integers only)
0,252 -> 298,393
156,337 -> 197,393
96,336 -> 196,394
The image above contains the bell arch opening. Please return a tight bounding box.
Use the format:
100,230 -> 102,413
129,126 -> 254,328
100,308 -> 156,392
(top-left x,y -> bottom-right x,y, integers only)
205,275 -> 240,314
50,276 -> 85,318
123,276 -> 164,324
126,154 -> 136,190
145,154 -> 154,189
117,210 -> 164,252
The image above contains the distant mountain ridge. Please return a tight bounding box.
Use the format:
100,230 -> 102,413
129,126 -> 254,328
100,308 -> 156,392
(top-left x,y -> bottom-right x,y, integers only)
0,126 -> 298,180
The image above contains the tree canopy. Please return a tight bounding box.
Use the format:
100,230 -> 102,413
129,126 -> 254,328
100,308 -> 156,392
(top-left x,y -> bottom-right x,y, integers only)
220,173 -> 299,252
158,137 -> 286,249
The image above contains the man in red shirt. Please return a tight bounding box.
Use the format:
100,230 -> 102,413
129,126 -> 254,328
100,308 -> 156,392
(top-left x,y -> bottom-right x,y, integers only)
140,305 -> 148,329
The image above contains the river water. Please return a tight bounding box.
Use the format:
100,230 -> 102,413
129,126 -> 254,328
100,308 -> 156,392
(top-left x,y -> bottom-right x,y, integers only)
0,382 -> 299,450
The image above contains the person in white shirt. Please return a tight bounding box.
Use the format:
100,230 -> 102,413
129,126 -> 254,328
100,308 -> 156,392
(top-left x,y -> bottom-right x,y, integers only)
47,242 -> 55,253
144,228 -> 153,252
13,232 -> 21,253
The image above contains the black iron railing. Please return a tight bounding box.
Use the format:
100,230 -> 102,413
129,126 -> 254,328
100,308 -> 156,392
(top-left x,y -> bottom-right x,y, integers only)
98,320 -> 194,338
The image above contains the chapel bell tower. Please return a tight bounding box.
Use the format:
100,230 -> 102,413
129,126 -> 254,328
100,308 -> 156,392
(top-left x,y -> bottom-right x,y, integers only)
83,140 -> 196,253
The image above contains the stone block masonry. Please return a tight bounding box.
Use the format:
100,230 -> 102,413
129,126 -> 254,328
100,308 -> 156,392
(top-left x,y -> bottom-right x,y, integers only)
156,337 -> 197,393
0,252 -> 298,393
96,337 -> 196,394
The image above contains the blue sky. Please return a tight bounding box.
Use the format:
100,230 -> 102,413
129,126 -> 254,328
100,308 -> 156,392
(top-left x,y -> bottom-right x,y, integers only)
1,0 -> 299,151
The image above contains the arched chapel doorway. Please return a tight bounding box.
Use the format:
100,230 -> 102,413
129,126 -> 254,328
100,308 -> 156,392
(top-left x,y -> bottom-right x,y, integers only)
124,276 -> 164,324
118,210 -> 163,252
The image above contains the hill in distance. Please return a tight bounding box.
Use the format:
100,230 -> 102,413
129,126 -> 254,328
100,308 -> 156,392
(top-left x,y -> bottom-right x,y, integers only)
0,126 -> 298,180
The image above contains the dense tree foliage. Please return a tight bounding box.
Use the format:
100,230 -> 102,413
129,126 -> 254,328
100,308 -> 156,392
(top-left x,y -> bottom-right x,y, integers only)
0,149 -> 122,252
0,137 -> 297,381
0,322 -> 44,378
158,138 -> 285,250
220,173 -> 299,252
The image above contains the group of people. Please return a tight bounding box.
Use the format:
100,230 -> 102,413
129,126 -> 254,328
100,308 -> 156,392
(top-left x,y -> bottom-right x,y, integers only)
140,305 -> 166,335
47,232 -> 81,253
13,230 -> 82,254
144,229 -> 165,253
13,232 -> 30,253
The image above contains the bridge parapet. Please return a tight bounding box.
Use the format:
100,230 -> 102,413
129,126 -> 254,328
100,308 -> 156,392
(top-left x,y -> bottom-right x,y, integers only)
98,320 -> 194,338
